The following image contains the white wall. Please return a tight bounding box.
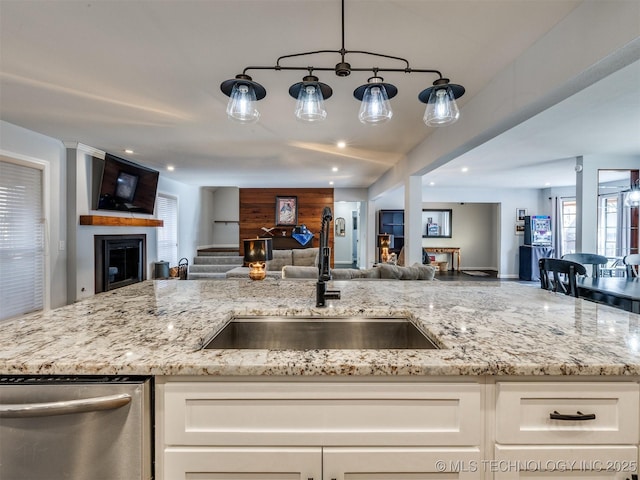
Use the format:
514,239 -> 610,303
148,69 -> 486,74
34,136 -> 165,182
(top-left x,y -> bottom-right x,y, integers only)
422,187 -> 545,277
422,202 -> 498,270
211,187 -> 239,248
0,121 -> 67,309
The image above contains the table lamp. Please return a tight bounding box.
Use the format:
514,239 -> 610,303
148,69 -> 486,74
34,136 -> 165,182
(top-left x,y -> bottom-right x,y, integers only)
243,238 -> 273,280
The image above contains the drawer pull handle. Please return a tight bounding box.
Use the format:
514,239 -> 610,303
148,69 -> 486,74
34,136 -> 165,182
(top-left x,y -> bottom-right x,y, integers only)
550,410 -> 596,421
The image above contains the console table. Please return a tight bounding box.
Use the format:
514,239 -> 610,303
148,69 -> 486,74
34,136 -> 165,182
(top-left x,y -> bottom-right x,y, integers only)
423,247 -> 461,271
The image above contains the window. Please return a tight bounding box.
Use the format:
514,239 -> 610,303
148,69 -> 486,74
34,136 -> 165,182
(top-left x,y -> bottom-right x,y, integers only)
560,199 -> 576,256
156,194 -> 178,266
0,159 -> 44,321
601,196 -> 619,257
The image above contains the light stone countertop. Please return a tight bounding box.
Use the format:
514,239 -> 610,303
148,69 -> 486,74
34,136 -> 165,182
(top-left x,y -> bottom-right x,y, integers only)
0,279 -> 639,377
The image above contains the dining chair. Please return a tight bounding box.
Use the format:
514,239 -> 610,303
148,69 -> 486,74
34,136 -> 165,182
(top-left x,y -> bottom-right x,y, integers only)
623,253 -> 640,277
561,253 -> 608,278
539,258 -> 587,297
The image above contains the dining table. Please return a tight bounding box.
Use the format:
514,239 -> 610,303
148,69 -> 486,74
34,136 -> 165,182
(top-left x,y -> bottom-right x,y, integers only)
577,276 -> 640,314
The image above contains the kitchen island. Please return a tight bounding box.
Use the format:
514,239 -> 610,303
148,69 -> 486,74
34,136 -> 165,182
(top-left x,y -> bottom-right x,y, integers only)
2,279 -> 640,479
0,278 -> 639,376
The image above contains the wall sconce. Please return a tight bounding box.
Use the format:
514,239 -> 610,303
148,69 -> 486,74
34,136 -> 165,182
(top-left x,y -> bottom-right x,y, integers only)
243,238 -> 273,280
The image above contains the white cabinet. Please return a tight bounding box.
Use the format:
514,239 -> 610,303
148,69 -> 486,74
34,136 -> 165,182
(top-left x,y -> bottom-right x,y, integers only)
158,381 -> 483,480
164,446 -> 482,480
157,379 -> 640,480
494,382 -> 639,479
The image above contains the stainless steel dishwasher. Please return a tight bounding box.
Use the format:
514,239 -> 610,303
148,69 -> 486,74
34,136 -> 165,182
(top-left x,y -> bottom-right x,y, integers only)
0,376 -> 152,480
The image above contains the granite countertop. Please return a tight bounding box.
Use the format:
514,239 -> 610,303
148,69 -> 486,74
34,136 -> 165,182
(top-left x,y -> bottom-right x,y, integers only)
1,279 -> 639,377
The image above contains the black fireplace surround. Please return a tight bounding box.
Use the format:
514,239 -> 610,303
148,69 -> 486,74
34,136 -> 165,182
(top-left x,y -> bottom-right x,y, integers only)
95,234 -> 146,293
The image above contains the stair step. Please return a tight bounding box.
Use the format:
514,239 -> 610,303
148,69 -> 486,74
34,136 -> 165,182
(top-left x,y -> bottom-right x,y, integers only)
197,249 -> 240,256
188,272 -> 227,280
189,264 -> 238,273
193,255 -> 243,265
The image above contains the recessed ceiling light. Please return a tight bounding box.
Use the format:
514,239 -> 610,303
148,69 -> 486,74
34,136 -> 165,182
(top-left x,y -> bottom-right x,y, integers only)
167,165 -> 175,171
429,181 -> 435,186
329,181 -> 334,185
332,166 -> 338,172
461,167 -> 469,173
124,149 -> 134,154
337,141 -> 346,149
545,182 -> 551,186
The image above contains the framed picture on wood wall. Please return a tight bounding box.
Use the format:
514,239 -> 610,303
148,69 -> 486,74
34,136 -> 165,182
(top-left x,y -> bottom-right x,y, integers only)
275,196 -> 298,226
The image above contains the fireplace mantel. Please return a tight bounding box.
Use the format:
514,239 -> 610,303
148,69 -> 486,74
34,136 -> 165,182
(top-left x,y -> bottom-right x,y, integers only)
80,215 -> 163,227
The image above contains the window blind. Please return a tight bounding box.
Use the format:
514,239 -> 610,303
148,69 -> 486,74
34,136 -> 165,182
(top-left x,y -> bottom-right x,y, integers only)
156,194 -> 178,266
0,160 -> 44,321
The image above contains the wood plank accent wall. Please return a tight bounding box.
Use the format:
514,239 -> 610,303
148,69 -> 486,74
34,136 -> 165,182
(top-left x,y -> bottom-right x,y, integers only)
239,188 -> 334,258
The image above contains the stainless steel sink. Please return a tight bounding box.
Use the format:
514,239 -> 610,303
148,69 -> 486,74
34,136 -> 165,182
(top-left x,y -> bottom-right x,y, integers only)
203,316 -> 440,350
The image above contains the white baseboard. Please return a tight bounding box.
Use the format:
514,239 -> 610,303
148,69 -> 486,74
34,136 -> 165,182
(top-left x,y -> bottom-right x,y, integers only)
457,267 -> 497,271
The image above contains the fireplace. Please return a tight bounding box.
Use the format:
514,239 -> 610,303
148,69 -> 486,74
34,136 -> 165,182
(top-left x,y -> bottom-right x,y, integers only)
95,235 -> 146,293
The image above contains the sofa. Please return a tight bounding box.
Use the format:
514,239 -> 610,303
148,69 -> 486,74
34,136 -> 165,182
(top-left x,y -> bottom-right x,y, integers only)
282,262 -> 436,281
225,247 -> 319,279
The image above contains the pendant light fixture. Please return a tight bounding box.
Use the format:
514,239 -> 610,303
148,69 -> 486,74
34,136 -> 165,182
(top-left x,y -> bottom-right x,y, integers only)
220,0 -> 464,126
624,179 -> 640,207
289,75 -> 333,122
418,78 -> 464,126
220,74 -> 266,124
354,75 -> 397,124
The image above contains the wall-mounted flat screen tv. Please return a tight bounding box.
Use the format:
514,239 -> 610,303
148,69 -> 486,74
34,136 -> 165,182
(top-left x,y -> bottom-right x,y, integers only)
94,153 -> 159,214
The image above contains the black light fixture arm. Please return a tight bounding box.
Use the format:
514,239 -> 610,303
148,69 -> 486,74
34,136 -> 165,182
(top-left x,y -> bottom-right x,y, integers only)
241,53 -> 442,79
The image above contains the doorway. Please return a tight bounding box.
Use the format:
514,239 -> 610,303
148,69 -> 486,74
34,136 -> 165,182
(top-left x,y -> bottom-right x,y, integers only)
333,201 -> 363,269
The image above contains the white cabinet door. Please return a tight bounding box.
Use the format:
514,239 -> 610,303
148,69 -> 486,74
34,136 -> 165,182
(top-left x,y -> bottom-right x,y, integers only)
494,445 -> 638,480
324,447 -> 483,480
164,447 -> 322,480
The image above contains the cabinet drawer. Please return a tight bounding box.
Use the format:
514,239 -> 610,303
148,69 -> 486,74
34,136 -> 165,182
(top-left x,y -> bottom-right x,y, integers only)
496,382 -> 639,444
494,445 -> 638,479
164,382 -> 481,446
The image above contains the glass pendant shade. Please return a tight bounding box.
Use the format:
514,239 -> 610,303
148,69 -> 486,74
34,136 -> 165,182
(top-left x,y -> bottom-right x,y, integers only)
358,85 -> 393,124
226,83 -> 260,123
294,84 -> 327,122
625,180 -> 640,207
423,86 -> 460,127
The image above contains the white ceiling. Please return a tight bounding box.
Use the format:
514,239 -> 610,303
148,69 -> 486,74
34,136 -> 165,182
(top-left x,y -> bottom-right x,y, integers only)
1,0 -> 637,191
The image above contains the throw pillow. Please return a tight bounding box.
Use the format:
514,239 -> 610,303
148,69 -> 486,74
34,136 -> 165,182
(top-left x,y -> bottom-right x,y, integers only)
292,247 -> 319,267
267,249 -> 293,271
